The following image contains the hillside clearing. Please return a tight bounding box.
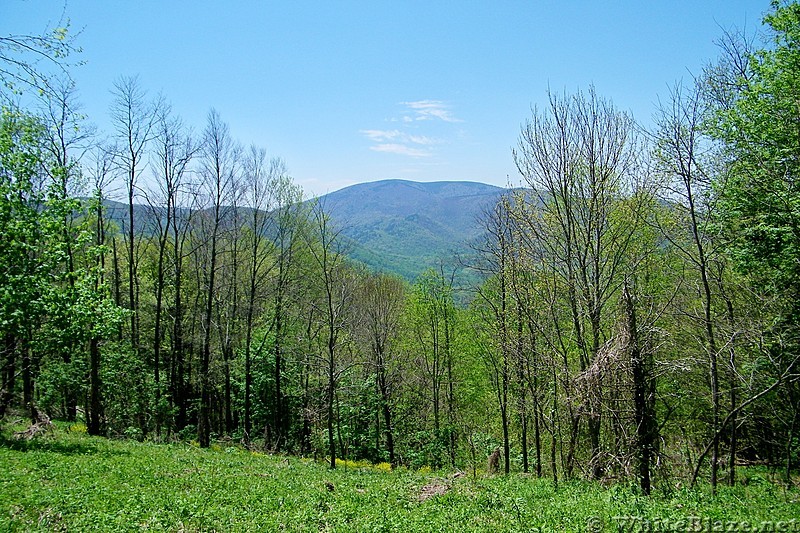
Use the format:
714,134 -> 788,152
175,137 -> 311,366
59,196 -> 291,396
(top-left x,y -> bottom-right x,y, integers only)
1,423 -> 798,532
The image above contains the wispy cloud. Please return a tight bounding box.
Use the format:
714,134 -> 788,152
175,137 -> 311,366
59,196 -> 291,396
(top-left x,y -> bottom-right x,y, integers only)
402,100 -> 462,123
361,129 -> 437,146
362,100 -> 461,158
370,143 -> 432,157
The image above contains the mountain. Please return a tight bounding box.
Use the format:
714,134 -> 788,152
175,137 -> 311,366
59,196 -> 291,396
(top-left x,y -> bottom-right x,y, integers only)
94,179 -> 511,283
316,180 -> 509,280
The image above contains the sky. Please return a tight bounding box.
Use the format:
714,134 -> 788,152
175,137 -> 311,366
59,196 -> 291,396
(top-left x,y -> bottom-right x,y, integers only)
1,0 -> 769,197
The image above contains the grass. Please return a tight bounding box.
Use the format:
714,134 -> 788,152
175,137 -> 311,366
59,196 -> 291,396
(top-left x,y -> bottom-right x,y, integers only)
0,422 -> 798,532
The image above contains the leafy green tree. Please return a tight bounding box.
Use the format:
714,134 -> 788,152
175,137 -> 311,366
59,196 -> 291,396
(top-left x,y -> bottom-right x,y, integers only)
709,0 -> 800,482
408,267 -> 459,468
0,107 -> 49,420
711,1 -> 800,313
353,271 -> 407,465
0,106 -> 122,427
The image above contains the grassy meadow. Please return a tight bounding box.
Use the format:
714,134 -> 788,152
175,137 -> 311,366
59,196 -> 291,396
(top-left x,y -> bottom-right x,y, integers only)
0,422 -> 798,532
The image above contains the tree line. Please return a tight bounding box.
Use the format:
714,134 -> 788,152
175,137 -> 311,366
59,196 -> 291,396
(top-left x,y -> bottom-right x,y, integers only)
1,1 -> 799,495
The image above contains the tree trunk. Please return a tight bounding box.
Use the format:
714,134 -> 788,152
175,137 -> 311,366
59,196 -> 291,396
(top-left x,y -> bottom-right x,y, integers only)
624,282 -> 655,495
21,339 -> 34,423
127,181 -> 139,362
87,336 -> 103,435
786,403 -> 798,484
0,336 -> 16,419
198,230 -> 218,448
327,337 -> 336,469
534,393 -> 542,477
88,192 -> 107,436
111,238 -> 122,340
444,300 -> 456,468
550,370 -> 559,488
172,258 -> 186,431
723,295 -> 738,486
516,312 -> 529,473
243,305 -> 254,442
274,292 -> 284,450
153,244 -> 166,436
501,398 -> 510,474
381,392 -> 395,466
301,363 -> 312,455
224,344 -> 233,434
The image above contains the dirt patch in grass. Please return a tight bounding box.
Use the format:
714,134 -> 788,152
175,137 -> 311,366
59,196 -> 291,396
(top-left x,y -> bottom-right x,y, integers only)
418,480 -> 449,502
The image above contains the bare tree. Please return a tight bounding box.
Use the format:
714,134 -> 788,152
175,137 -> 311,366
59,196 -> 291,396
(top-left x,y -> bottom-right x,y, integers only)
144,102 -> 196,435
652,79 -> 741,492
513,87 -> 644,479
240,145 -> 273,442
196,109 -> 239,447
85,144 -> 115,436
473,196 -> 516,474
264,160 -> 304,450
411,266 -> 458,468
622,280 -> 657,495
306,200 -> 355,468
109,76 -> 159,394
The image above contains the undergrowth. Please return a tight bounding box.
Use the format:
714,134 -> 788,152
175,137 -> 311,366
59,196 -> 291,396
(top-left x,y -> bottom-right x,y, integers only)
0,422 -> 797,531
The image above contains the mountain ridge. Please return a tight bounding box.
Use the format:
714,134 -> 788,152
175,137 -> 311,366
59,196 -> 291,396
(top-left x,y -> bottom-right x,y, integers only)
316,179 -> 509,280
94,179 -> 512,282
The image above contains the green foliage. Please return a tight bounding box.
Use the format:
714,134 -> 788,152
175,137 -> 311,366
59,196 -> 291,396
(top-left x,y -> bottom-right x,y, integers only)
711,2 -> 800,296
0,108 -> 48,336
0,105 -> 123,423
0,22 -> 82,97
0,426 -> 797,532
100,341 -> 153,438
3,3 -> 800,503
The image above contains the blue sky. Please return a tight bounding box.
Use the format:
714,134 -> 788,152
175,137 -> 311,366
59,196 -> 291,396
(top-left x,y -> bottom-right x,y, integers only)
2,1 -> 768,196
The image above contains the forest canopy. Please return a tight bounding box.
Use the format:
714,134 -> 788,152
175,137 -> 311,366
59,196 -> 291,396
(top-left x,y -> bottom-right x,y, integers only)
1,1 -> 799,498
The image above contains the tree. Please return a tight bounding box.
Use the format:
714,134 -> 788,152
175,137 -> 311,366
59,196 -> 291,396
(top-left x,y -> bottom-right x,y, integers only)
410,267 -> 458,468
35,76 -> 92,421
711,2 -> 800,321
513,87 -> 645,479
0,108 -> 49,421
705,0 -> 800,487
652,79 -> 732,491
109,76 -> 159,420
307,201 -> 356,468
0,106 -> 122,428
85,144 -> 115,435
473,196 -> 516,474
145,103 -> 196,435
239,145 -> 273,442
354,272 -> 406,466
266,169 -> 306,451
196,109 -> 239,447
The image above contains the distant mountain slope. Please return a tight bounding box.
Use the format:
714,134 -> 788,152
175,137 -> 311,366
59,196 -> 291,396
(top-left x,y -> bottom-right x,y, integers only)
316,180 -> 509,280
95,179 -> 512,283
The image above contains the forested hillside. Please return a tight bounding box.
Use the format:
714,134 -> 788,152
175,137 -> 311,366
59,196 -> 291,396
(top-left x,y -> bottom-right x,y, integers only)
315,179 -> 508,280
1,1 -> 800,501
97,180 -> 505,283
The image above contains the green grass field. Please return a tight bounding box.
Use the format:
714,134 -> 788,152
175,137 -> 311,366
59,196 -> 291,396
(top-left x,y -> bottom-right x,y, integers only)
1,423 -> 797,532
